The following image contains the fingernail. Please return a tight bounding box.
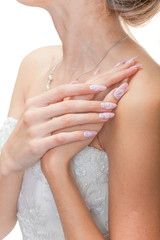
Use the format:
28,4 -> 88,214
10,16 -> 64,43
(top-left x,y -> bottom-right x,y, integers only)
93,66 -> 100,76
101,102 -> 117,110
126,56 -> 137,64
99,112 -> 115,120
90,85 -> 107,91
84,131 -> 97,138
114,83 -> 128,100
114,60 -> 125,67
130,64 -> 142,69
71,80 -> 79,84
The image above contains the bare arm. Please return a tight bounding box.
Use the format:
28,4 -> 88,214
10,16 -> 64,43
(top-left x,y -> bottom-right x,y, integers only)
102,85 -> 160,239
0,55 -> 29,238
40,59 -> 142,240
0,161 -> 24,238
0,46 -> 64,238
44,167 -> 105,240
41,78 -> 131,240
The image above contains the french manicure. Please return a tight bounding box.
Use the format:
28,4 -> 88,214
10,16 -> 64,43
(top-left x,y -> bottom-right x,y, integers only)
84,131 -> 97,138
130,64 -> 142,69
126,56 -> 137,64
114,60 -> 125,67
101,102 -> 117,110
114,83 -> 128,100
99,112 -> 115,120
90,85 -> 107,91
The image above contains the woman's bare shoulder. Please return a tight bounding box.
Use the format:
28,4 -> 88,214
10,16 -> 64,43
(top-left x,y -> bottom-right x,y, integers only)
22,45 -> 63,95
8,45 -> 62,119
22,45 -> 62,68
100,60 -> 160,152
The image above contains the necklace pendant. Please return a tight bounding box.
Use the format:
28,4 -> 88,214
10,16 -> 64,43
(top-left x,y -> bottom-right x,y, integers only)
46,74 -> 54,90
46,82 -> 50,90
46,35 -> 128,91
48,74 -> 53,81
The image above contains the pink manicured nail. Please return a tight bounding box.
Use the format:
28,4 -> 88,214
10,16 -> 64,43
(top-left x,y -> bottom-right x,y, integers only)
130,64 -> 142,69
99,112 -> 115,120
84,131 -> 97,138
90,85 -> 107,91
114,83 -> 128,100
71,80 -> 79,84
114,60 -> 125,67
101,102 -> 117,110
93,66 -> 100,76
126,56 -> 137,64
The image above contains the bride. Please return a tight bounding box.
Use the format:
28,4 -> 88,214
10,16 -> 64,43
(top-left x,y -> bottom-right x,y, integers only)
0,0 -> 160,239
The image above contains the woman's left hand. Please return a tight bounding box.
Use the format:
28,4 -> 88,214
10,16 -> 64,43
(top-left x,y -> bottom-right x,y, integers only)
41,58 -> 141,176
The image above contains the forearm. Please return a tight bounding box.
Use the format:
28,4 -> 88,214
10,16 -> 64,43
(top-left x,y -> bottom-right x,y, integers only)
0,149 -> 24,238
44,165 -> 105,240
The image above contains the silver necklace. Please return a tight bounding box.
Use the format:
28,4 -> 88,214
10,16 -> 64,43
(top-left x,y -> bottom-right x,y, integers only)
46,35 -> 128,91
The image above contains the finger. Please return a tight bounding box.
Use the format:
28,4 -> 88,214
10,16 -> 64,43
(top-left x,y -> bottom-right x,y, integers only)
38,130 -> 98,153
69,61 -> 141,101
32,111 -> 115,137
110,56 -> 138,72
66,92 -> 94,101
93,65 -> 141,88
29,83 -> 107,107
113,60 -> 125,68
85,56 -> 139,85
30,99 -> 117,122
91,56 -> 137,78
103,82 -> 129,106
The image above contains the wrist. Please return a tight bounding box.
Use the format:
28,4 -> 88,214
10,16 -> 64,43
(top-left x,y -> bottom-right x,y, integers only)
41,157 -> 70,179
0,146 -> 23,176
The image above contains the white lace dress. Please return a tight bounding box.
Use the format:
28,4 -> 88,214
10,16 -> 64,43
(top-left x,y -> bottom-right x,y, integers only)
0,117 -> 110,240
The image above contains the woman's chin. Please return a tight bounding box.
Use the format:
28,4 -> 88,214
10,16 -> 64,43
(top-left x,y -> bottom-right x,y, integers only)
16,0 -> 41,7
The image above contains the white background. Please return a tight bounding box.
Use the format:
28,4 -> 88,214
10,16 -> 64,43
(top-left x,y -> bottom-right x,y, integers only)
0,1 -> 160,239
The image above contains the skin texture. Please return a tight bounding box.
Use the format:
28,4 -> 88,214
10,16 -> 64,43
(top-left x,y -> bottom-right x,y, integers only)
0,47 -> 139,239
1,0 -> 160,239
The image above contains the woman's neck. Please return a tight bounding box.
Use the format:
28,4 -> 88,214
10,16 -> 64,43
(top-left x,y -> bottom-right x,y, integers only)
44,0 -> 130,82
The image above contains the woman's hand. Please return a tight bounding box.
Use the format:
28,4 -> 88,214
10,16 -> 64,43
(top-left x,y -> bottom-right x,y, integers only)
41,58 -> 142,176
0,83 -> 108,176
67,56 -> 141,101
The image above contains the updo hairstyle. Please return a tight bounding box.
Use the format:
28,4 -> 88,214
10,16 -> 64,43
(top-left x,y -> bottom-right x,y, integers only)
106,0 -> 160,26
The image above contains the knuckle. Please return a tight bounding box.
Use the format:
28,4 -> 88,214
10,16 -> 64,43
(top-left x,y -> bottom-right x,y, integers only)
63,115 -> 72,125
23,111 -> 32,125
28,140 -> 39,155
62,101 -> 70,111
25,98 -> 33,110
27,127 -> 36,138
54,133 -> 64,145
23,110 -> 37,125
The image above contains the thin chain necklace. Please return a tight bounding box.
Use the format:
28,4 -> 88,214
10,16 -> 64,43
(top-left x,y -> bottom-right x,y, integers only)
46,35 -> 128,91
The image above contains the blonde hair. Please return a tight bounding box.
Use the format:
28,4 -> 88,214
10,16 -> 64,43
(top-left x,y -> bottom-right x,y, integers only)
106,0 -> 160,26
